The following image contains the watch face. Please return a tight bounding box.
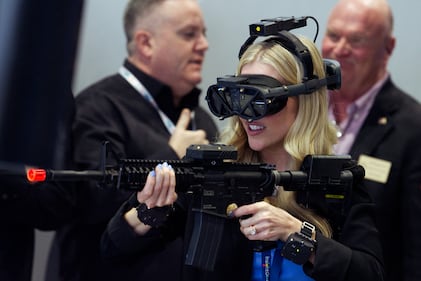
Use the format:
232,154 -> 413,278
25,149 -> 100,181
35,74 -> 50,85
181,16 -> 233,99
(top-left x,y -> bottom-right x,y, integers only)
281,233 -> 315,265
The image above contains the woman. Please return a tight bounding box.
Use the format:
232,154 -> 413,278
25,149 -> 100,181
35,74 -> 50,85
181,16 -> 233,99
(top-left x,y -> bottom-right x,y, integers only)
101,34 -> 384,281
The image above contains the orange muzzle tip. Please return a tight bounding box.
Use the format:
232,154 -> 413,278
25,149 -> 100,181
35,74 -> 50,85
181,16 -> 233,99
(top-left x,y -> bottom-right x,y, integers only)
26,168 -> 47,182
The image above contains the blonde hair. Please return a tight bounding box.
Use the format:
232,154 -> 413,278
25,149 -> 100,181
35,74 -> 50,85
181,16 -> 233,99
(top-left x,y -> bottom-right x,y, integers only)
220,36 -> 337,237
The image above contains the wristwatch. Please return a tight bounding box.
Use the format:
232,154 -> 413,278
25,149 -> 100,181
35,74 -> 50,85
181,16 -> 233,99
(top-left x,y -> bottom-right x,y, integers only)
281,221 -> 317,265
136,203 -> 173,228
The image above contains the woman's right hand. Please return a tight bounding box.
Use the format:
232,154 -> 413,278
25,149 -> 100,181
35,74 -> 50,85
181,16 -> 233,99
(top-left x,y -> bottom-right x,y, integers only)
124,162 -> 177,234
137,162 -> 177,208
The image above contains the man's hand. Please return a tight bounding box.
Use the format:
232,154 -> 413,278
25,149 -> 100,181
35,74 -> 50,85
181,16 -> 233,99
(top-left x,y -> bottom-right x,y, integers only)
169,108 -> 209,158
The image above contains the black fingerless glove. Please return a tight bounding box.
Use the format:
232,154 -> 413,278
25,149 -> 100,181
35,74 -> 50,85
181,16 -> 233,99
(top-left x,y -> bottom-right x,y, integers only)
136,203 -> 174,228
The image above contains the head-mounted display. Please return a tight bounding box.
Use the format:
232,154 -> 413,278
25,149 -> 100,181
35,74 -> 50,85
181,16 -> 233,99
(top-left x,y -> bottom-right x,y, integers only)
206,59 -> 341,121
206,16 -> 341,121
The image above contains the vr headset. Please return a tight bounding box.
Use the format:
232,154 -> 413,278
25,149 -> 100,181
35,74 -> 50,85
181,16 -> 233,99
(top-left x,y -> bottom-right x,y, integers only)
206,17 -> 341,121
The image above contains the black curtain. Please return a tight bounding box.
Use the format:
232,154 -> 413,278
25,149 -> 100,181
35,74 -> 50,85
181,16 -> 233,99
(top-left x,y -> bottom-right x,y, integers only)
0,0 -> 84,169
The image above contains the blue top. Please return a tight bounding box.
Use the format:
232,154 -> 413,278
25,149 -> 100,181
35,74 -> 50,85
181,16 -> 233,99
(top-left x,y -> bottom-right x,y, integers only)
251,242 -> 314,281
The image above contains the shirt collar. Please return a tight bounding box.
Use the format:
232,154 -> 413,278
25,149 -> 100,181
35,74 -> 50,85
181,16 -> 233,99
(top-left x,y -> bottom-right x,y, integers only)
352,73 -> 389,112
123,59 -> 201,121
329,72 -> 389,115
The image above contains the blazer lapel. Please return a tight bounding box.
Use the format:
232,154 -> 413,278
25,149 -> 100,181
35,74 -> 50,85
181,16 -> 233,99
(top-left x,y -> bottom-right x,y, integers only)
349,78 -> 400,158
350,116 -> 392,158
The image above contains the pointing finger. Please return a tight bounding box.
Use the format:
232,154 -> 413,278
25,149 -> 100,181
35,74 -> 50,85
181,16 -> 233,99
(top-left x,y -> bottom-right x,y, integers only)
175,108 -> 191,130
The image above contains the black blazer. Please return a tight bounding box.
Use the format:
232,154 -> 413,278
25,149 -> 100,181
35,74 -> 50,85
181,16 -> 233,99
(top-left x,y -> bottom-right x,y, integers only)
349,78 -> 421,281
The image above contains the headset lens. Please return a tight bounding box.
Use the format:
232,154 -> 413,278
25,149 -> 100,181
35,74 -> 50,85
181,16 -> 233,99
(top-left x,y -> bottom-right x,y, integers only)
206,85 -> 271,120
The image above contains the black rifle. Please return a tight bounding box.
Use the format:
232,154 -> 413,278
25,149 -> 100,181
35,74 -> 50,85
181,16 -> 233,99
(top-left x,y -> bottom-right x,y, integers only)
26,143 -> 364,271
27,143 -> 363,218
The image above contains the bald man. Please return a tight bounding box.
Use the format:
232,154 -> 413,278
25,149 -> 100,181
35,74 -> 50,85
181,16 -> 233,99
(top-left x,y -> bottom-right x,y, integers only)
322,1 -> 421,280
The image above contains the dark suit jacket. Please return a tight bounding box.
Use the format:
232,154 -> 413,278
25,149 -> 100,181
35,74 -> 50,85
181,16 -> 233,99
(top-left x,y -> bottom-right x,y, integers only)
349,78 -> 421,281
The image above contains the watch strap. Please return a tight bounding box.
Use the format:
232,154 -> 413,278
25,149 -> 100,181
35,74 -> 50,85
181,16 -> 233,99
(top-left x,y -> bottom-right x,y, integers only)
301,221 -> 316,238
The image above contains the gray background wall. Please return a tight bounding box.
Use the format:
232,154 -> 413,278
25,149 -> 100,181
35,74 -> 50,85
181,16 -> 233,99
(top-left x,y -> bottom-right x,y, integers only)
73,0 -> 420,105
33,1 -> 421,280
